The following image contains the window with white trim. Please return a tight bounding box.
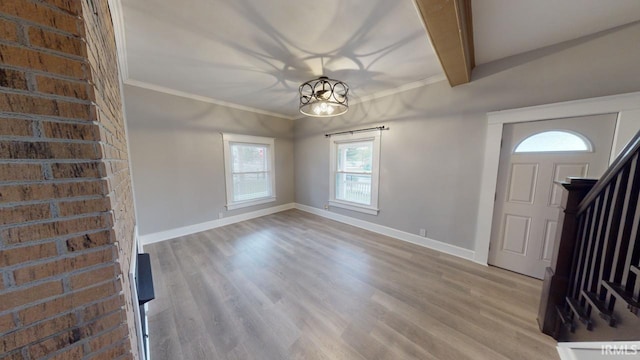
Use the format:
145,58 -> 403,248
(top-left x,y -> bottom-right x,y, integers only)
329,131 -> 381,215
222,134 -> 276,210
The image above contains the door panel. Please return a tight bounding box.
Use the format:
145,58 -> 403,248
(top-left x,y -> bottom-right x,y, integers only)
502,214 -> 531,254
507,163 -> 539,203
489,113 -> 617,279
542,220 -> 558,261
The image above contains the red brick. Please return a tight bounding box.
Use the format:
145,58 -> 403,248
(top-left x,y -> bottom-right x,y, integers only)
51,162 -> 104,179
0,118 -> 33,137
0,280 -> 64,312
48,345 -> 83,360
0,163 -> 42,181
58,197 -> 110,217
0,276 -> 4,290
0,17 -> 19,43
3,215 -> 110,244
41,0 -> 82,15
0,313 -> 76,353
43,121 -> 99,141
88,323 -> 127,353
57,181 -> 106,198
14,247 -> 114,285
0,140 -> 99,160
0,44 -> 85,78
0,242 -> 57,267
0,203 -> 51,226
66,230 -> 112,251
18,296 -> 73,326
0,180 -> 105,203
82,310 -> 123,339
0,93 -> 92,120
86,341 -> 129,360
82,294 -> 125,323
19,283 -> 118,325
36,75 -> 91,100
0,68 -> 28,90
0,1 -> 80,35
0,183 -> 54,202
0,312 -> 15,334
0,350 -> 26,360
28,27 -> 85,57
70,265 -> 116,290
28,329 -> 82,358
75,283 -> 120,309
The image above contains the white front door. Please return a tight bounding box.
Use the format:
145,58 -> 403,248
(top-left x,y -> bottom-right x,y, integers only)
489,114 -> 617,279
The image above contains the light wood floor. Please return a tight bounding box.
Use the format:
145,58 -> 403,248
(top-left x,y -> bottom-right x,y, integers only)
146,210 -> 559,360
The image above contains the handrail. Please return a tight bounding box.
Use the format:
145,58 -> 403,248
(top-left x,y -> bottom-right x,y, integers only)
578,129 -> 640,214
539,128 -> 640,341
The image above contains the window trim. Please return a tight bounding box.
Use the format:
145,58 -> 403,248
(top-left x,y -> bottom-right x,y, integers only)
328,131 -> 381,215
222,133 -> 276,210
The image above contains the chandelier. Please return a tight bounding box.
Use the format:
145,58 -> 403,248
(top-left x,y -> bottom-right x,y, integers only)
299,76 -> 349,117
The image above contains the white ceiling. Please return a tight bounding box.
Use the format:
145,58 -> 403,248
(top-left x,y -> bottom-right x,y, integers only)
120,0 -> 640,119
473,0 -> 640,64
121,0 -> 443,118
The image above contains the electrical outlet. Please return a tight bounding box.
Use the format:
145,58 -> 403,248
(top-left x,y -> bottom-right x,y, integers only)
324,204 -> 329,210
419,228 -> 426,237
218,212 -> 224,219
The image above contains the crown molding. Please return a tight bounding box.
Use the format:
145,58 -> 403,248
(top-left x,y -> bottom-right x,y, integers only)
124,79 -> 296,120
107,0 -> 129,80
126,74 -> 447,122
108,0 -> 448,122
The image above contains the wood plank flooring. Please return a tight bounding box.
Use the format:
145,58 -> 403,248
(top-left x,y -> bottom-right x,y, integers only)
145,210 -> 559,360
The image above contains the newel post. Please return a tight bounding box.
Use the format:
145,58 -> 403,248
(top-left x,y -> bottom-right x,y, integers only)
537,177 -> 597,338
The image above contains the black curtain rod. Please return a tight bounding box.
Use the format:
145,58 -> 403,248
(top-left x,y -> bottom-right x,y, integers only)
325,126 -> 389,138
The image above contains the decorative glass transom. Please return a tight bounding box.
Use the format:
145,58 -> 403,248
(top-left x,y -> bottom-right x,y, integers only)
515,131 -> 592,153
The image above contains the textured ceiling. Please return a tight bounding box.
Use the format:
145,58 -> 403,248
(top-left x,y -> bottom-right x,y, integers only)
121,0 -> 443,118
121,0 -> 640,119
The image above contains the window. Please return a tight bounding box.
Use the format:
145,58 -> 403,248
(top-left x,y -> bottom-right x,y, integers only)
514,130 -> 592,153
223,134 -> 276,210
329,131 -> 381,215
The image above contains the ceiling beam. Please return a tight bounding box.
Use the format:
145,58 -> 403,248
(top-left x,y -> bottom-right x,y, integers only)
414,0 -> 475,86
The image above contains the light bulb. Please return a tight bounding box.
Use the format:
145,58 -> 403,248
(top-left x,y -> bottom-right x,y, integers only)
310,101 -> 336,116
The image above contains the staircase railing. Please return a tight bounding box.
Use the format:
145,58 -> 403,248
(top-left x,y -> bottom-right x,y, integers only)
538,130 -> 640,341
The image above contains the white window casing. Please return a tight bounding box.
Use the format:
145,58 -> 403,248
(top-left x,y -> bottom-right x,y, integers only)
222,133 -> 276,210
329,130 -> 381,215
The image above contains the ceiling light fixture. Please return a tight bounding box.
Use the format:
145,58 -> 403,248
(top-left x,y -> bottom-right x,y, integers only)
299,76 -> 349,117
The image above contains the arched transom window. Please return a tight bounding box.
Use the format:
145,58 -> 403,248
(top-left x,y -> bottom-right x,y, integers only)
514,130 -> 593,153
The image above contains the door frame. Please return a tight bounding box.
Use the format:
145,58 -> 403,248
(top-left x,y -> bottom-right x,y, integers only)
474,91 -> 640,265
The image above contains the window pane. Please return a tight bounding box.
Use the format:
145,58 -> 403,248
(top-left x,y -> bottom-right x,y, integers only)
233,173 -> 270,201
336,173 -> 371,205
337,141 -> 373,173
231,144 -> 268,172
515,131 -> 591,153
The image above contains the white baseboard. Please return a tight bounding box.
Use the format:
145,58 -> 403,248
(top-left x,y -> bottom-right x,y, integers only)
557,341 -> 640,359
139,203 -> 295,246
140,202 -> 477,264
294,203 -> 476,262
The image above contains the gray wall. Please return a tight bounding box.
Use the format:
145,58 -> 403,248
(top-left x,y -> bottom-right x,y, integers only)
125,85 -> 294,235
294,22 -> 640,250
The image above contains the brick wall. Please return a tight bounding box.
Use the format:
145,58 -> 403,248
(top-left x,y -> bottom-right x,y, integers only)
0,0 -> 139,359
